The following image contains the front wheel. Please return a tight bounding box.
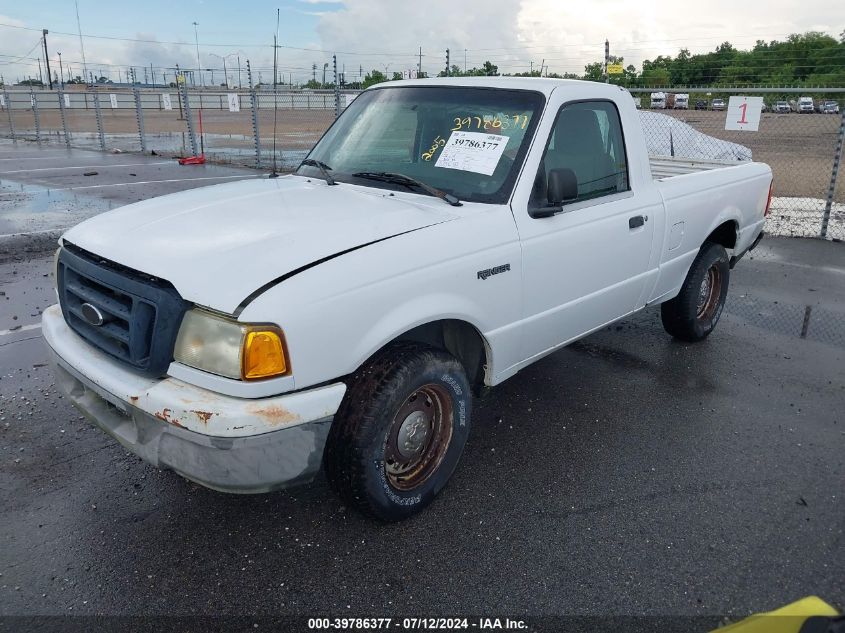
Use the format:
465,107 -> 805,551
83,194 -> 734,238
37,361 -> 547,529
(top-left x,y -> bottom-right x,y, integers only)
661,241 -> 730,342
324,343 -> 472,522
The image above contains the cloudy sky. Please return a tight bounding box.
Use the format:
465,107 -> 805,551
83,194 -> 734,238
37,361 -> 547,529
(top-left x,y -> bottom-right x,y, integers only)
0,0 -> 842,85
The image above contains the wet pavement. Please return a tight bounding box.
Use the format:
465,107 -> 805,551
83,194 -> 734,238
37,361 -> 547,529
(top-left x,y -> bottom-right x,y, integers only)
0,140 -> 260,259
0,143 -> 843,621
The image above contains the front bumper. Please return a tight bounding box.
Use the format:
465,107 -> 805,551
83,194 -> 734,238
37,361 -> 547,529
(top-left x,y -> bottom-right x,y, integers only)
42,304 -> 347,493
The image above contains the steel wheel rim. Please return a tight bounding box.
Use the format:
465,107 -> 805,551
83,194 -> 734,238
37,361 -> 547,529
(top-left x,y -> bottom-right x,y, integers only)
384,384 -> 454,491
696,265 -> 722,320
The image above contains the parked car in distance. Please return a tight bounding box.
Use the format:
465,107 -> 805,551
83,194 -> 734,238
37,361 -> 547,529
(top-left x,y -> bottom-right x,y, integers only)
650,91 -> 666,109
43,78 -> 773,521
822,101 -> 840,114
774,101 -> 790,114
631,93 -> 642,109
674,93 -> 689,109
711,98 -> 726,111
695,99 -> 708,110
797,96 -> 814,113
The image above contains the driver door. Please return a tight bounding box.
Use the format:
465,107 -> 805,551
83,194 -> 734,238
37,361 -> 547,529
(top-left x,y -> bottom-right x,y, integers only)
513,99 -> 657,362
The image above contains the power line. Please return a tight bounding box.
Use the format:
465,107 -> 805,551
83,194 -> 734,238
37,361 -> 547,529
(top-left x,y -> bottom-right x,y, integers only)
0,36 -> 43,66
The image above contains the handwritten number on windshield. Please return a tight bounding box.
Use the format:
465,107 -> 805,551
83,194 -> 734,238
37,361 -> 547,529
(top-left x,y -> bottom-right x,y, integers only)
421,135 -> 446,161
451,114 -> 529,131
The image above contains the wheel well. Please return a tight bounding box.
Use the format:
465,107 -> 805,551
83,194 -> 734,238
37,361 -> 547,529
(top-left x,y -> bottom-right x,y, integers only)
706,221 -> 738,249
394,320 -> 489,394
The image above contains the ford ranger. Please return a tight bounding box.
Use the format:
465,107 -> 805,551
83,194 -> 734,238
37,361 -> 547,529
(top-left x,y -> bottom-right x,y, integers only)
43,78 -> 772,521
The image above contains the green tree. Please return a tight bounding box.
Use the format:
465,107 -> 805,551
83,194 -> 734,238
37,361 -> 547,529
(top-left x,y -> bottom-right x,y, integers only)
362,69 -> 388,88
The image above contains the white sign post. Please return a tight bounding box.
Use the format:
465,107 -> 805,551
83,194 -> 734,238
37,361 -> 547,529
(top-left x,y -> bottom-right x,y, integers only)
227,93 -> 240,112
725,96 -> 763,132
161,93 -> 173,110
109,93 -> 118,109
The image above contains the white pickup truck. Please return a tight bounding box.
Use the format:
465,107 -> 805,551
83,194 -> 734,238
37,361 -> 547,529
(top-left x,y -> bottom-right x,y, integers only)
43,78 -> 772,521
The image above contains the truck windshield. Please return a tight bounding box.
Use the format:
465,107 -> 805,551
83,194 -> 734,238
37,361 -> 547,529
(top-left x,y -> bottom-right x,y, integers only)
297,86 -> 545,204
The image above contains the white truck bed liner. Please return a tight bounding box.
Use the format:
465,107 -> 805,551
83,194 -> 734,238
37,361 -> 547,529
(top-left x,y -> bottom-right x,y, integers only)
650,155 -> 745,180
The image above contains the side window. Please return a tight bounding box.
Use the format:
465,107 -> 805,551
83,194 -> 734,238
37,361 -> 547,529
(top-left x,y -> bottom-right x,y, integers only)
531,101 -> 629,209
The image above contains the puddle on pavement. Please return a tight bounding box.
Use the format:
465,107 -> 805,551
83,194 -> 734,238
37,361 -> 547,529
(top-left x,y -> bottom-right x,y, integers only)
726,294 -> 845,348
0,181 -> 116,235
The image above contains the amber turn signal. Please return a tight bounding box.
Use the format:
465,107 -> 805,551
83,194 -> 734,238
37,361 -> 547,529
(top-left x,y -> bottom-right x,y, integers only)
242,329 -> 288,380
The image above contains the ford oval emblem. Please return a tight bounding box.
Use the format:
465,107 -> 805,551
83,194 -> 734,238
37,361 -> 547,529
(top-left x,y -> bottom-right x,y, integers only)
80,302 -> 105,326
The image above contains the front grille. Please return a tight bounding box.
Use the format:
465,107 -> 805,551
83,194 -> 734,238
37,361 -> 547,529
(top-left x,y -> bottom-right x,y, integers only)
57,243 -> 189,377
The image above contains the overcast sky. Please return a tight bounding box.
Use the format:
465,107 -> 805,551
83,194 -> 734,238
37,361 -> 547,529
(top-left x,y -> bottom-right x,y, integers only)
0,0 -> 843,85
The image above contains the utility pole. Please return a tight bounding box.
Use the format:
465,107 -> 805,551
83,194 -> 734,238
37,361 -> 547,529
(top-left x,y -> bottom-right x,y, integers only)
530,61 -> 533,75
464,49 -> 467,74
604,39 -> 610,83
42,30 -> 54,89
418,46 -> 422,78
192,21 -> 203,87
57,52 -> 64,88
150,63 -> 155,87
75,0 -> 89,85
312,63 -> 317,84
445,48 -> 450,76
237,55 -> 242,89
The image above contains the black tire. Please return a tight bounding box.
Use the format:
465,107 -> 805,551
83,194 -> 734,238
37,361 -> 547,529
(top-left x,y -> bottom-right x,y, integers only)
324,342 -> 472,522
661,241 -> 730,342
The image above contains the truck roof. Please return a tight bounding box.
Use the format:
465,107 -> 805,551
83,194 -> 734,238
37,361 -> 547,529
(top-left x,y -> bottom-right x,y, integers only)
365,76 -> 631,99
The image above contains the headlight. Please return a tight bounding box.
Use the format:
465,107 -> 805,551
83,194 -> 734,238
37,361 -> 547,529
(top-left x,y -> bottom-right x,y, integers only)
173,309 -> 289,380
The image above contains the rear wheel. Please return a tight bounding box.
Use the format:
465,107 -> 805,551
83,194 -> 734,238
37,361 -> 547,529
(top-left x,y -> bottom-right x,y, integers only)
324,343 -> 472,522
661,241 -> 730,342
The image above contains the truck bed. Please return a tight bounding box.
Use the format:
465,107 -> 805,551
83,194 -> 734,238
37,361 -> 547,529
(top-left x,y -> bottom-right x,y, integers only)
649,155 -> 746,180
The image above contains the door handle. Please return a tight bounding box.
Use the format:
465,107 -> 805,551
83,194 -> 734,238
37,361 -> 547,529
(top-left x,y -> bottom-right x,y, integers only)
629,215 -> 645,229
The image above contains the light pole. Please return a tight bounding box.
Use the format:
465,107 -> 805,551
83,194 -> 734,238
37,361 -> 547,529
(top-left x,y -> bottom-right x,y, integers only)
57,52 -> 64,88
210,52 -> 240,89
322,62 -> 328,88
192,21 -> 203,87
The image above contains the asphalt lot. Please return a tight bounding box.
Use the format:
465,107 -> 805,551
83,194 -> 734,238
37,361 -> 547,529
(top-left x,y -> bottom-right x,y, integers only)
0,141 -> 843,623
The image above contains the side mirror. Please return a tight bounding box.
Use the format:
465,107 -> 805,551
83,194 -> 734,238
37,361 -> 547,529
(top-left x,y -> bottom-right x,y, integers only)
547,168 -> 578,206
530,168 -> 578,218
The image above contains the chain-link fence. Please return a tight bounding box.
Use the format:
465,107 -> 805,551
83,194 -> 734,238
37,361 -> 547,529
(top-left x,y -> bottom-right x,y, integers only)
2,84 -> 844,240
631,88 -> 845,241
0,84 -> 351,169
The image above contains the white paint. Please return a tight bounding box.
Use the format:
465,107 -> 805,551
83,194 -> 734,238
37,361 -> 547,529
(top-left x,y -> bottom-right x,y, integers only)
0,323 -> 41,337
50,78 -> 771,419
725,96 -> 763,132
63,94 -> 71,108
161,93 -> 172,111
435,131 -> 508,175
227,93 -> 240,112
109,93 -> 118,109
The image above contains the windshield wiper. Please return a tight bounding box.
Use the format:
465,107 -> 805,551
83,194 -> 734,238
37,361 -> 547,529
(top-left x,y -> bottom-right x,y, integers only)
351,172 -> 461,207
299,159 -> 337,186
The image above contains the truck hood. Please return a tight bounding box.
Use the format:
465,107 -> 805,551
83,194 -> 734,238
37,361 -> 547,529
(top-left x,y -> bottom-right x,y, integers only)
62,175 -> 458,314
